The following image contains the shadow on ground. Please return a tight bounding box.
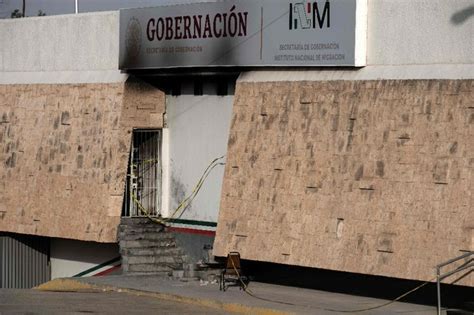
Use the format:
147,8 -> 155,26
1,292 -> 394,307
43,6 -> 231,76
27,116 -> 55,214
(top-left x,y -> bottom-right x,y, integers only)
219,258 -> 474,311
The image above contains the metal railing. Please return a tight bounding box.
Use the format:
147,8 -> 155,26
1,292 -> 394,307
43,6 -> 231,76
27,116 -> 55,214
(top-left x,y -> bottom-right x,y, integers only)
436,251 -> 473,315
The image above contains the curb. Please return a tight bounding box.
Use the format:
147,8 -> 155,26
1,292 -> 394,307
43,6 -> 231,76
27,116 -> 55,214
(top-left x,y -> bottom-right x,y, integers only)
36,278 -> 291,315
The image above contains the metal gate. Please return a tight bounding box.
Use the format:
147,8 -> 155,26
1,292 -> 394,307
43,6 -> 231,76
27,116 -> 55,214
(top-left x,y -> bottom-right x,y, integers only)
0,233 -> 50,288
124,129 -> 162,217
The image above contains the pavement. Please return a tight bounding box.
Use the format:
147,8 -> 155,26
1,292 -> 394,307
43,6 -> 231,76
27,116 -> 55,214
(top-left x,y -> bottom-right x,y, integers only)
0,288 -> 227,315
33,275 -> 442,315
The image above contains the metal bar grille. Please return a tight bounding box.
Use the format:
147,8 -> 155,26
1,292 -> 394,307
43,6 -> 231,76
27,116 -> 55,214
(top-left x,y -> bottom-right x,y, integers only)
124,129 -> 162,217
0,234 -> 50,288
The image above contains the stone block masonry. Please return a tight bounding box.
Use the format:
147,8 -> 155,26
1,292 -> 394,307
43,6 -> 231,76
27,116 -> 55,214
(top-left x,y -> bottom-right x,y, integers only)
214,80 -> 474,286
0,79 -> 165,242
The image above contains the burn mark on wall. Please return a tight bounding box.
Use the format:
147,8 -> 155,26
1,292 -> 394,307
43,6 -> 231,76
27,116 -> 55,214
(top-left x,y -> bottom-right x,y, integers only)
103,172 -> 111,184
227,220 -> 237,233
53,116 -> 60,129
449,141 -> 458,154
401,113 -> 410,123
423,102 -> 432,115
49,149 -> 56,161
264,114 -> 276,130
228,133 -> 237,147
59,143 -> 68,154
432,160 -> 449,182
64,128 -> 72,143
354,165 -> 364,181
61,111 -> 71,125
376,161 -> 385,177
331,114 -> 339,131
6,125 -> 13,138
346,118 -> 356,151
1,113 -> 9,123
5,152 -> 16,168
377,232 -> 396,254
305,186 -> 318,193
347,117 -> 356,132
356,234 -> 366,252
469,113 -> 474,124
102,155 -> 107,169
76,155 -> 84,168
233,234 -> 247,250
249,152 -> 259,166
171,174 -> 187,211
118,140 -> 127,153
397,133 -> 411,146
231,165 -> 239,176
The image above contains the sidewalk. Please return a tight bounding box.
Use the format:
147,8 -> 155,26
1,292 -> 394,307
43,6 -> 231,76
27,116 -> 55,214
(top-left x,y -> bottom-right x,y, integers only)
37,275 -> 439,315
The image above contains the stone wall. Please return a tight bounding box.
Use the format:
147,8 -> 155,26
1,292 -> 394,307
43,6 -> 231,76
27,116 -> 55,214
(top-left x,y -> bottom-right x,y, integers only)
0,79 -> 164,242
214,80 -> 474,285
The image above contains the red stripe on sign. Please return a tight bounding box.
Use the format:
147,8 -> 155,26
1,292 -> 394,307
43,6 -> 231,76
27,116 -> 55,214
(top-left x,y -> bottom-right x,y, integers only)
94,265 -> 121,277
307,2 -> 311,13
168,227 -> 216,236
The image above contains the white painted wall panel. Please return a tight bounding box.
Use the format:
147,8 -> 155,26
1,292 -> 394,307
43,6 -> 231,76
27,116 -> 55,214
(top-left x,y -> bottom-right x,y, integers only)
50,239 -> 119,279
367,0 -> 473,65
0,0 -> 472,74
166,95 -> 233,223
0,11 -> 119,72
0,23 -> 4,72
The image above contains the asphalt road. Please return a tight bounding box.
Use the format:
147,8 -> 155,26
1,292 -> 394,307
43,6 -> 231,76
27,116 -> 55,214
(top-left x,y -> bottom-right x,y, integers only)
0,289 -> 227,315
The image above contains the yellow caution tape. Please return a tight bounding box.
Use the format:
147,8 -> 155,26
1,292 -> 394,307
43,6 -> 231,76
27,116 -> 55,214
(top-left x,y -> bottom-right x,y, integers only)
130,155 -> 225,227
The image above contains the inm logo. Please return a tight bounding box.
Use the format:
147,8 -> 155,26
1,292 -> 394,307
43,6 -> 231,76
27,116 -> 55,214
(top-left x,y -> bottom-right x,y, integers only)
289,1 -> 330,30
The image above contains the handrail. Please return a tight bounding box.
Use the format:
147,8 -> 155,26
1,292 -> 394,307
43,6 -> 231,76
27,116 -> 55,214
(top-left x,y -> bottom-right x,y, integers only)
437,251 -> 473,269
436,251 -> 474,315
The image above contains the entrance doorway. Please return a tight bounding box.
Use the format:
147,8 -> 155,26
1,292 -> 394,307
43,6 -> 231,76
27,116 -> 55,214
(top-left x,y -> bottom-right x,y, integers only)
123,129 -> 162,217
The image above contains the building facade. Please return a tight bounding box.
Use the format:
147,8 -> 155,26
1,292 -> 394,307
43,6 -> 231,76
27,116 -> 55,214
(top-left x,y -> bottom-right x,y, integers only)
0,0 -> 472,287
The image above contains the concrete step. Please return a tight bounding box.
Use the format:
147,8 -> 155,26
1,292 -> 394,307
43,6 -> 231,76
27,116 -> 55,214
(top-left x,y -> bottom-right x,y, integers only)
119,239 -> 177,249
123,271 -> 171,276
128,263 -> 173,273
118,224 -> 167,230
119,218 -> 166,229
124,255 -> 182,265
118,232 -> 176,242
121,247 -> 184,257
120,217 -> 157,225
118,226 -> 168,234
122,257 -> 185,268
122,261 -> 181,273
118,230 -> 170,239
118,217 -> 186,275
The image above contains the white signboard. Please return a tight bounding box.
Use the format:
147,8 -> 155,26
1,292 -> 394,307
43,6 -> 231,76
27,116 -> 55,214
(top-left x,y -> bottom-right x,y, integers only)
119,0 -> 367,69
